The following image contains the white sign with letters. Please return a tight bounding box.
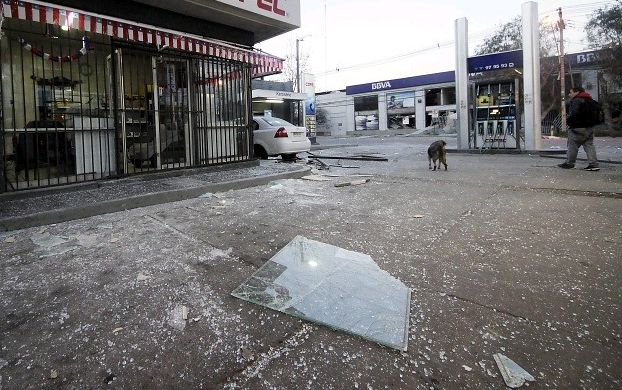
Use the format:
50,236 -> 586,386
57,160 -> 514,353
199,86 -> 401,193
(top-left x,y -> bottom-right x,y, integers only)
215,0 -> 301,26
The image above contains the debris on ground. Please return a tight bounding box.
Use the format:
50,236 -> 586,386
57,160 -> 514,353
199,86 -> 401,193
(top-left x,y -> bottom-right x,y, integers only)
307,152 -> 389,162
96,222 -> 113,229
334,178 -> 371,187
323,174 -> 373,178
329,163 -> 360,168
493,353 -> 535,388
308,157 -> 361,169
266,179 -> 324,197
241,346 -> 254,360
29,232 -> 78,257
136,273 -> 151,281
231,235 -> 411,351
301,175 -> 332,181
104,372 -> 116,384
167,306 -> 187,331
30,232 -> 70,248
308,157 -> 330,170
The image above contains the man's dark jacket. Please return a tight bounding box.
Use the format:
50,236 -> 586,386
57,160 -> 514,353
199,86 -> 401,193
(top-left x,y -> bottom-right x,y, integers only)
567,91 -> 595,128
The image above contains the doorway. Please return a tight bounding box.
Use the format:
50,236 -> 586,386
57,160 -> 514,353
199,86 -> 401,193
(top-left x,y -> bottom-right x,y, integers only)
117,48 -> 190,172
114,42 -> 252,174
152,57 -> 191,168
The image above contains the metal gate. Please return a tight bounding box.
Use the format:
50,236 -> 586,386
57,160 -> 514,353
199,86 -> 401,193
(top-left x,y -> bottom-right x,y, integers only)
1,17 -> 253,192
1,19 -> 116,191
112,41 -> 253,175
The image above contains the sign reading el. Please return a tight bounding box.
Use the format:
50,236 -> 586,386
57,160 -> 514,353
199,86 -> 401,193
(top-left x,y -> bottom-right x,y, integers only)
219,0 -> 301,25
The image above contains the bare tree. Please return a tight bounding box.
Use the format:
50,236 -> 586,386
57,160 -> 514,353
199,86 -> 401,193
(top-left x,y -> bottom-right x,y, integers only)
586,0 -> 622,128
474,16 -> 556,57
272,37 -> 311,93
475,16 -> 561,121
586,0 -> 622,84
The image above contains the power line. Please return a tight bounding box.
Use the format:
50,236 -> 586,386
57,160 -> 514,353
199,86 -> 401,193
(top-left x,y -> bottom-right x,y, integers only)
315,40 -> 454,76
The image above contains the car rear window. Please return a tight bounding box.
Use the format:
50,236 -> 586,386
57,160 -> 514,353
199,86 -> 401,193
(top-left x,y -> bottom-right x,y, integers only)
261,117 -> 294,127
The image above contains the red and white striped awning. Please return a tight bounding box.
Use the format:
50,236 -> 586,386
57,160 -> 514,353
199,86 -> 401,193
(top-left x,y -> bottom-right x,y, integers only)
1,0 -> 283,77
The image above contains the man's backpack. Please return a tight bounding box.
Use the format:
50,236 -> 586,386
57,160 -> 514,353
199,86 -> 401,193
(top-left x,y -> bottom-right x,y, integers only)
584,98 -> 604,127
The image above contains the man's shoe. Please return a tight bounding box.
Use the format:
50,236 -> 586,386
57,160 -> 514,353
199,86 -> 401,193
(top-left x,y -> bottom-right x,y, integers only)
584,165 -> 600,171
558,163 -> 574,169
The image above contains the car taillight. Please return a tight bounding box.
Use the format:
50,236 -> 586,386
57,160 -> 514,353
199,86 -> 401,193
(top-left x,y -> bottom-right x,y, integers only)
274,127 -> 288,138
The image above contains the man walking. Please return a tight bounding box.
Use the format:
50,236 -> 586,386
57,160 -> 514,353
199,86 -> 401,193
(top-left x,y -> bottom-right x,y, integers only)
558,87 -> 600,171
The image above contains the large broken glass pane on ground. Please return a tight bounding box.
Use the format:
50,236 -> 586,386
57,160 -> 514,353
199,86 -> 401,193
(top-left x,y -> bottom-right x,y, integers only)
231,236 -> 411,351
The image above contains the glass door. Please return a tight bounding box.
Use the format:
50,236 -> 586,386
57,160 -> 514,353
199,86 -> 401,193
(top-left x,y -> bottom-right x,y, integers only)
153,57 -> 191,168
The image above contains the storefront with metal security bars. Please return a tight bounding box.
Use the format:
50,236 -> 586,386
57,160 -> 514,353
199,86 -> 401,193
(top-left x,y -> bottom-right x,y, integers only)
0,1 -> 283,192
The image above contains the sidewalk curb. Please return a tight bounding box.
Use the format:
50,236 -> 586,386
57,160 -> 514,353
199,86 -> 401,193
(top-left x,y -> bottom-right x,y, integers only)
0,165 -> 311,232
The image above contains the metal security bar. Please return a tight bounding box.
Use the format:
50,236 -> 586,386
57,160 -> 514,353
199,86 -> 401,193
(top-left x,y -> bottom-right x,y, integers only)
1,18 -> 115,191
1,19 -> 253,192
193,57 -> 252,165
112,41 -> 252,172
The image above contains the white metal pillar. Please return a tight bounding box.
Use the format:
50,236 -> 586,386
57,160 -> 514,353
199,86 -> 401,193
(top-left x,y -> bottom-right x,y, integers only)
415,90 -> 426,129
522,1 -> 541,151
378,94 -> 388,131
454,17 -> 469,150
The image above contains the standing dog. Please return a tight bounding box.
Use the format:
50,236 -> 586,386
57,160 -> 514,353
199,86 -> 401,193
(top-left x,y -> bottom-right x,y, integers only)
428,140 -> 448,171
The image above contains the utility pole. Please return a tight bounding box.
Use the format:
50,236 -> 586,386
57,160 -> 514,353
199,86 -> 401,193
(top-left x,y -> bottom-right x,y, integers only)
296,38 -> 301,94
558,8 -> 566,134
295,35 -> 310,126
296,38 -> 301,125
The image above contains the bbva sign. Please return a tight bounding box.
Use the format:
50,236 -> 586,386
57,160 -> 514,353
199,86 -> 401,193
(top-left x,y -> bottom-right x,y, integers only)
371,81 -> 392,90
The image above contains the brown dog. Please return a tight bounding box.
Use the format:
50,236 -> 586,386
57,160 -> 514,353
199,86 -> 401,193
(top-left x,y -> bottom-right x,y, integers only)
428,140 -> 447,171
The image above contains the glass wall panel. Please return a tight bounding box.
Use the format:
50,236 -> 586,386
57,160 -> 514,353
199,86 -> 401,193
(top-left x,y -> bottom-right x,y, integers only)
354,95 -> 378,131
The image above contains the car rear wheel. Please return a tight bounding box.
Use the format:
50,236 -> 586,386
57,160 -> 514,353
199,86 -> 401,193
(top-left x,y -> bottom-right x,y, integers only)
281,153 -> 297,161
254,145 -> 268,159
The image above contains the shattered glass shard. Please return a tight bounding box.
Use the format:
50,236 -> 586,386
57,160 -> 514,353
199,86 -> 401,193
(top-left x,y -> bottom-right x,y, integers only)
30,232 -> 70,249
231,236 -> 410,351
493,353 -> 535,388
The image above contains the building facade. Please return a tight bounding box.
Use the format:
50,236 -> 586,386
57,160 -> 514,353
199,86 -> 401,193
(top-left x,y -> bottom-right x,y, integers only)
316,50 -> 619,144
0,0 -> 299,192
316,71 -> 456,137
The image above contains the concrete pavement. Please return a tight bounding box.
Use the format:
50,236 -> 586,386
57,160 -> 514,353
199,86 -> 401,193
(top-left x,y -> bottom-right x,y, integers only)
1,134 -> 621,232
0,160 -> 311,232
0,135 -> 621,389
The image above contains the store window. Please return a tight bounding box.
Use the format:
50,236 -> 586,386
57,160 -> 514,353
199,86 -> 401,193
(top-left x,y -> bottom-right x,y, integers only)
425,88 -> 456,106
354,95 -> 378,130
386,91 -> 415,129
1,18 -> 114,190
425,88 -> 442,106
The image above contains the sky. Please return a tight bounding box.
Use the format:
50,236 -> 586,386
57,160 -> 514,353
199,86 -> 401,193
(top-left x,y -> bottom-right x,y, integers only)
255,0 -> 617,92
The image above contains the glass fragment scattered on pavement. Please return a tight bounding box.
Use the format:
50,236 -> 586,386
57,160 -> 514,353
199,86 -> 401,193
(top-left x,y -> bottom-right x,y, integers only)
493,353 -> 535,388
30,232 -> 70,249
231,235 -> 411,351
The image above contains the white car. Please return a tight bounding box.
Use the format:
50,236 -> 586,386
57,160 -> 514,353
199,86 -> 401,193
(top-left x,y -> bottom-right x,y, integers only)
253,116 -> 311,159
